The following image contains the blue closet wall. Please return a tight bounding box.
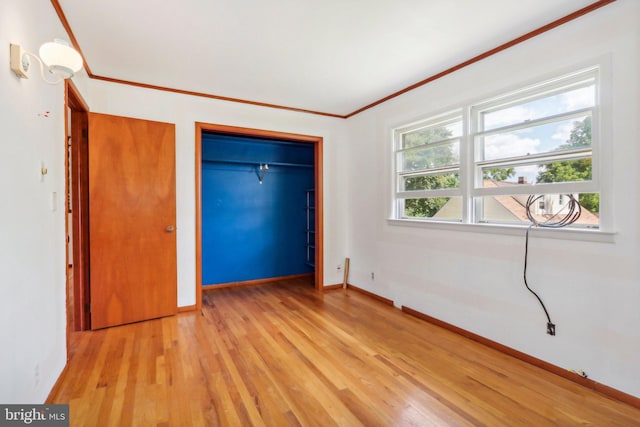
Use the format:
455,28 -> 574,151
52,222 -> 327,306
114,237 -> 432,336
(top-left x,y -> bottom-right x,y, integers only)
201,133 -> 315,285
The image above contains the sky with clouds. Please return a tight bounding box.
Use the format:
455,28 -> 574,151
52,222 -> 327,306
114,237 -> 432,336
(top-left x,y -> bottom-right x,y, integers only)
480,84 -> 594,184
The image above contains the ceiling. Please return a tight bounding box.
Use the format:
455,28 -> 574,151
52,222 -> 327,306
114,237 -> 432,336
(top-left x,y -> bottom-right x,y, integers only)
55,0 -> 605,117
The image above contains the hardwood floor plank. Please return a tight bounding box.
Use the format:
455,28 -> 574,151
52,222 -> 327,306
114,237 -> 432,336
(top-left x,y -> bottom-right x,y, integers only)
292,293 -> 507,425
269,301 -> 462,425
49,278 -> 640,426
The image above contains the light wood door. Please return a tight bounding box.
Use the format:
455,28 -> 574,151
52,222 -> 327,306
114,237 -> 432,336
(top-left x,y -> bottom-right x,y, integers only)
89,113 -> 177,329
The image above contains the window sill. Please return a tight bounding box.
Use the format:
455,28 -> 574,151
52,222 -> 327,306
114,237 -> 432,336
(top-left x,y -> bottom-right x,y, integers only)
386,218 -> 615,243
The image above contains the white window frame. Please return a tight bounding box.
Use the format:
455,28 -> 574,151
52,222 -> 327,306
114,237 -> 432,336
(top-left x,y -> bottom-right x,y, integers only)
390,65 -> 611,240
393,110 -> 464,222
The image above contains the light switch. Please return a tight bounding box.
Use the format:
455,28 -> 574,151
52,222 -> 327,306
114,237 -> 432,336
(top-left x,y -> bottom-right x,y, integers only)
50,192 -> 57,212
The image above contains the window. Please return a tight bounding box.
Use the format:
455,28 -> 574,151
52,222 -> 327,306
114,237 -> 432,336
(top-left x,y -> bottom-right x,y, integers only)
394,112 -> 463,220
393,66 -> 601,229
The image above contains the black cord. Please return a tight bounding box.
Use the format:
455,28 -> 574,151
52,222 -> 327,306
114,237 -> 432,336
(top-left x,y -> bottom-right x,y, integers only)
524,225 -> 552,326
523,194 -> 582,335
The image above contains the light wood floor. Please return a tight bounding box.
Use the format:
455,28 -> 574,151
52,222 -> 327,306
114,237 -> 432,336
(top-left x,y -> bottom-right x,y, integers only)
49,278 -> 640,426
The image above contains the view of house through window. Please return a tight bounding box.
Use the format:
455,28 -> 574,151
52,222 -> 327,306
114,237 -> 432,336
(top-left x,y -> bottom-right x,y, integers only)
394,66 -> 600,228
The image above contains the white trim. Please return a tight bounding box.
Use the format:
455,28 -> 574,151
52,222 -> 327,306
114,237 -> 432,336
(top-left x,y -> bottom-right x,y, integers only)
475,147 -> 592,168
470,181 -> 597,197
399,165 -> 460,178
391,62 -> 608,233
386,219 -> 615,243
397,189 -> 462,199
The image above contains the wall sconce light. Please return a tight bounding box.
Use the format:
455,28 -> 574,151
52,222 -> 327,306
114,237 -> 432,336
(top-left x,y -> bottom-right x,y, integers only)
258,163 -> 269,184
10,39 -> 83,84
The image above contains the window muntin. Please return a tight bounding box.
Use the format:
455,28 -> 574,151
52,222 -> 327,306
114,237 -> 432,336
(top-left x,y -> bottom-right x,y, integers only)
392,67 -> 601,229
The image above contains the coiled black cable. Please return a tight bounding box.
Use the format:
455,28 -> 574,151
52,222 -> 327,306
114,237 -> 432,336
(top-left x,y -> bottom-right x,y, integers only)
523,194 -> 582,335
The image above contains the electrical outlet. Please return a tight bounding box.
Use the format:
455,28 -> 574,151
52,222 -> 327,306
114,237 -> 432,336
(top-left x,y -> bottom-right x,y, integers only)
371,272 -> 375,280
337,264 -> 342,271
547,322 -> 556,336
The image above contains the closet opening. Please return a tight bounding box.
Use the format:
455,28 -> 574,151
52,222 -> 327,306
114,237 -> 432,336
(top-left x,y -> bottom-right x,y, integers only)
195,123 -> 323,308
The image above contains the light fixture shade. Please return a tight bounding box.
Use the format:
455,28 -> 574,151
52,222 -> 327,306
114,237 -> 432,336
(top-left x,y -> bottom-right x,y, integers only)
38,39 -> 83,79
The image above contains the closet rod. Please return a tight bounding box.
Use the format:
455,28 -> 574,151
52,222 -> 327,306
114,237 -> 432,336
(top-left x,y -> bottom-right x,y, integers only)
202,159 -> 313,168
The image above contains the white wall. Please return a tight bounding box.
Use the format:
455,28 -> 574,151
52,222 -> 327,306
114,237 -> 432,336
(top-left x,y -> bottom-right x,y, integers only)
3,0 -> 637,404
0,0 -> 71,403
345,0 -> 640,398
0,1 -> 348,403
82,81 -> 350,307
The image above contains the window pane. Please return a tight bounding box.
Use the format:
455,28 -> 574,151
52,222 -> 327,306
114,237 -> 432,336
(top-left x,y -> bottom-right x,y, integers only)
401,120 -> 462,149
393,68 -> 601,227
481,116 -> 591,161
481,84 -> 595,131
481,158 -> 592,187
478,193 -> 599,227
402,173 -> 460,191
400,141 -> 459,171
403,197 -> 462,220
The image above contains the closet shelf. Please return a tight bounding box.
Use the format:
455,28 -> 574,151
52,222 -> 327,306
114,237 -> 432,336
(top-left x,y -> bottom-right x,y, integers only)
305,189 -> 315,270
202,159 -> 313,168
